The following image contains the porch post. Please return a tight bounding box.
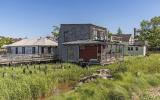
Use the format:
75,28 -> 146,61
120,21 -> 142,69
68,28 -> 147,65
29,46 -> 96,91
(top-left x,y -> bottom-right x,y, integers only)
66,46 -> 68,62
100,44 -> 103,65
105,44 -> 108,62
110,44 -> 112,59
38,46 -> 39,55
115,44 -> 117,59
123,45 -> 125,60
119,45 -> 120,58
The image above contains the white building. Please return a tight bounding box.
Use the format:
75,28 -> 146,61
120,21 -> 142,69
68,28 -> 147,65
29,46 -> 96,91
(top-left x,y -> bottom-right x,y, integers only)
111,34 -> 147,56
5,37 -> 58,57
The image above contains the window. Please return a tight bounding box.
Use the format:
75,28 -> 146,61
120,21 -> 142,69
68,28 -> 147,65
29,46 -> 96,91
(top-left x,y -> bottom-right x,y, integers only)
22,47 -> 25,54
41,47 -> 44,54
128,47 -> 130,51
136,47 -> 138,51
97,31 -> 101,40
131,47 -> 133,51
32,47 -> 36,54
48,47 -> 51,54
15,47 -> 18,54
7,47 -> 11,53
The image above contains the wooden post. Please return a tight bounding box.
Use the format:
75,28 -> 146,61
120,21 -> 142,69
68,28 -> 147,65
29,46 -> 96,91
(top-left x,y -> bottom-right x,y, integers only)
115,44 -> 117,59
66,46 -> 68,62
110,44 -> 112,60
106,44 -> 108,63
119,45 -> 121,58
100,44 -> 103,65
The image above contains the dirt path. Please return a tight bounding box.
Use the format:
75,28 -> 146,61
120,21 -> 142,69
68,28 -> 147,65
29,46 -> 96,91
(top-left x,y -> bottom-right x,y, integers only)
146,87 -> 160,98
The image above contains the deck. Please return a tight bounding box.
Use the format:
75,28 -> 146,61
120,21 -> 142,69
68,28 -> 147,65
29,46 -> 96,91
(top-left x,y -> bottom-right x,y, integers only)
0,54 -> 57,65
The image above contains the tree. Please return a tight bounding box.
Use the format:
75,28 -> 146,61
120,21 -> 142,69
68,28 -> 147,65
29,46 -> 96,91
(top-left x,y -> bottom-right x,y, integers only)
0,37 -> 13,48
51,26 -> 60,39
138,16 -> 160,48
117,27 -> 123,35
107,30 -> 112,38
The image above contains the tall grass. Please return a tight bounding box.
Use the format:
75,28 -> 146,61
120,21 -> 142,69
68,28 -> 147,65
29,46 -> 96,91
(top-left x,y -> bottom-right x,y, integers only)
0,63 -> 99,100
0,54 -> 160,100
51,54 -> 160,100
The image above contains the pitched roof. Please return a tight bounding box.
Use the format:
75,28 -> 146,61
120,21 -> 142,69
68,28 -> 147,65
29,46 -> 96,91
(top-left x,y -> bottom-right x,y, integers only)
5,37 -> 58,47
132,40 -> 148,46
111,34 -> 132,42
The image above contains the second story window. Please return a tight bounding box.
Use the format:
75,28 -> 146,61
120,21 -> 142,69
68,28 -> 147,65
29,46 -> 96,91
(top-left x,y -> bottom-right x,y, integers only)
93,30 -> 106,41
97,31 -> 101,40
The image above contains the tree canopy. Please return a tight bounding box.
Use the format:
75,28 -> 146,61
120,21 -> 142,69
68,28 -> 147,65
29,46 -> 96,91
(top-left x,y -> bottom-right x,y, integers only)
117,27 -> 123,35
138,16 -> 160,48
107,31 -> 112,38
0,37 -> 13,48
51,26 -> 60,39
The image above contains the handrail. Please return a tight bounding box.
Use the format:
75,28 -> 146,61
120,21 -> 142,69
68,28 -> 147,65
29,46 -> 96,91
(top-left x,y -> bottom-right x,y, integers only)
0,54 -> 56,63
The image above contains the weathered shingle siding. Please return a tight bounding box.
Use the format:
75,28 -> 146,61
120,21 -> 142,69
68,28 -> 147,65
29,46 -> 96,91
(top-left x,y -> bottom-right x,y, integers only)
59,24 -> 92,42
58,24 -> 92,61
58,24 -> 107,62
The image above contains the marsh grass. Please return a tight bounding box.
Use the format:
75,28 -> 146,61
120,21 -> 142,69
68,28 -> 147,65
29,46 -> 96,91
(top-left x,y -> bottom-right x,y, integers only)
0,54 -> 160,100
0,63 -> 99,100
51,54 -> 160,100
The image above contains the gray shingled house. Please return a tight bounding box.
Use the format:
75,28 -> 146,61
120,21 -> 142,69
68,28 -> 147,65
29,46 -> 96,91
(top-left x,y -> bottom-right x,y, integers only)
58,24 -> 124,65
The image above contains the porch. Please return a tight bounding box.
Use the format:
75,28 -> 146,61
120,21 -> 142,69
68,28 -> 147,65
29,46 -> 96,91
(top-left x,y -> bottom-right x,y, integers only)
79,44 -> 124,65
63,40 -> 124,65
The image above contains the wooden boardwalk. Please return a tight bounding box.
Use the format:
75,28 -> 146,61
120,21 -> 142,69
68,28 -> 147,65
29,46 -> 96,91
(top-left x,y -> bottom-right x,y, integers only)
0,54 -> 57,65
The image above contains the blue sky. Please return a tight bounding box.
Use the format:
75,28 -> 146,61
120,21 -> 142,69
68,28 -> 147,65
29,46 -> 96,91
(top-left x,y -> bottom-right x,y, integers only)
0,0 -> 160,38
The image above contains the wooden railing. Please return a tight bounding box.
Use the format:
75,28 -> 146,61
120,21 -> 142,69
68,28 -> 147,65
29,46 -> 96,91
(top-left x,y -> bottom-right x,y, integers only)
0,54 -> 57,64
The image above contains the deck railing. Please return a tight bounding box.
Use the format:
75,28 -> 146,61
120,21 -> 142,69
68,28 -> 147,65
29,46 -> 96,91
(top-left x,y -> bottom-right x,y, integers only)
0,54 -> 57,64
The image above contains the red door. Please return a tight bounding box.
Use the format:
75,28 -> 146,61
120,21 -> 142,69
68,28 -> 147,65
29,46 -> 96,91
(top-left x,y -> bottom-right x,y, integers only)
79,45 -> 97,61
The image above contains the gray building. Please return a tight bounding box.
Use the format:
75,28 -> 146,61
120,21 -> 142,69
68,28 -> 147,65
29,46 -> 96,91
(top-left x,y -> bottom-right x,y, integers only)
58,24 -> 124,65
